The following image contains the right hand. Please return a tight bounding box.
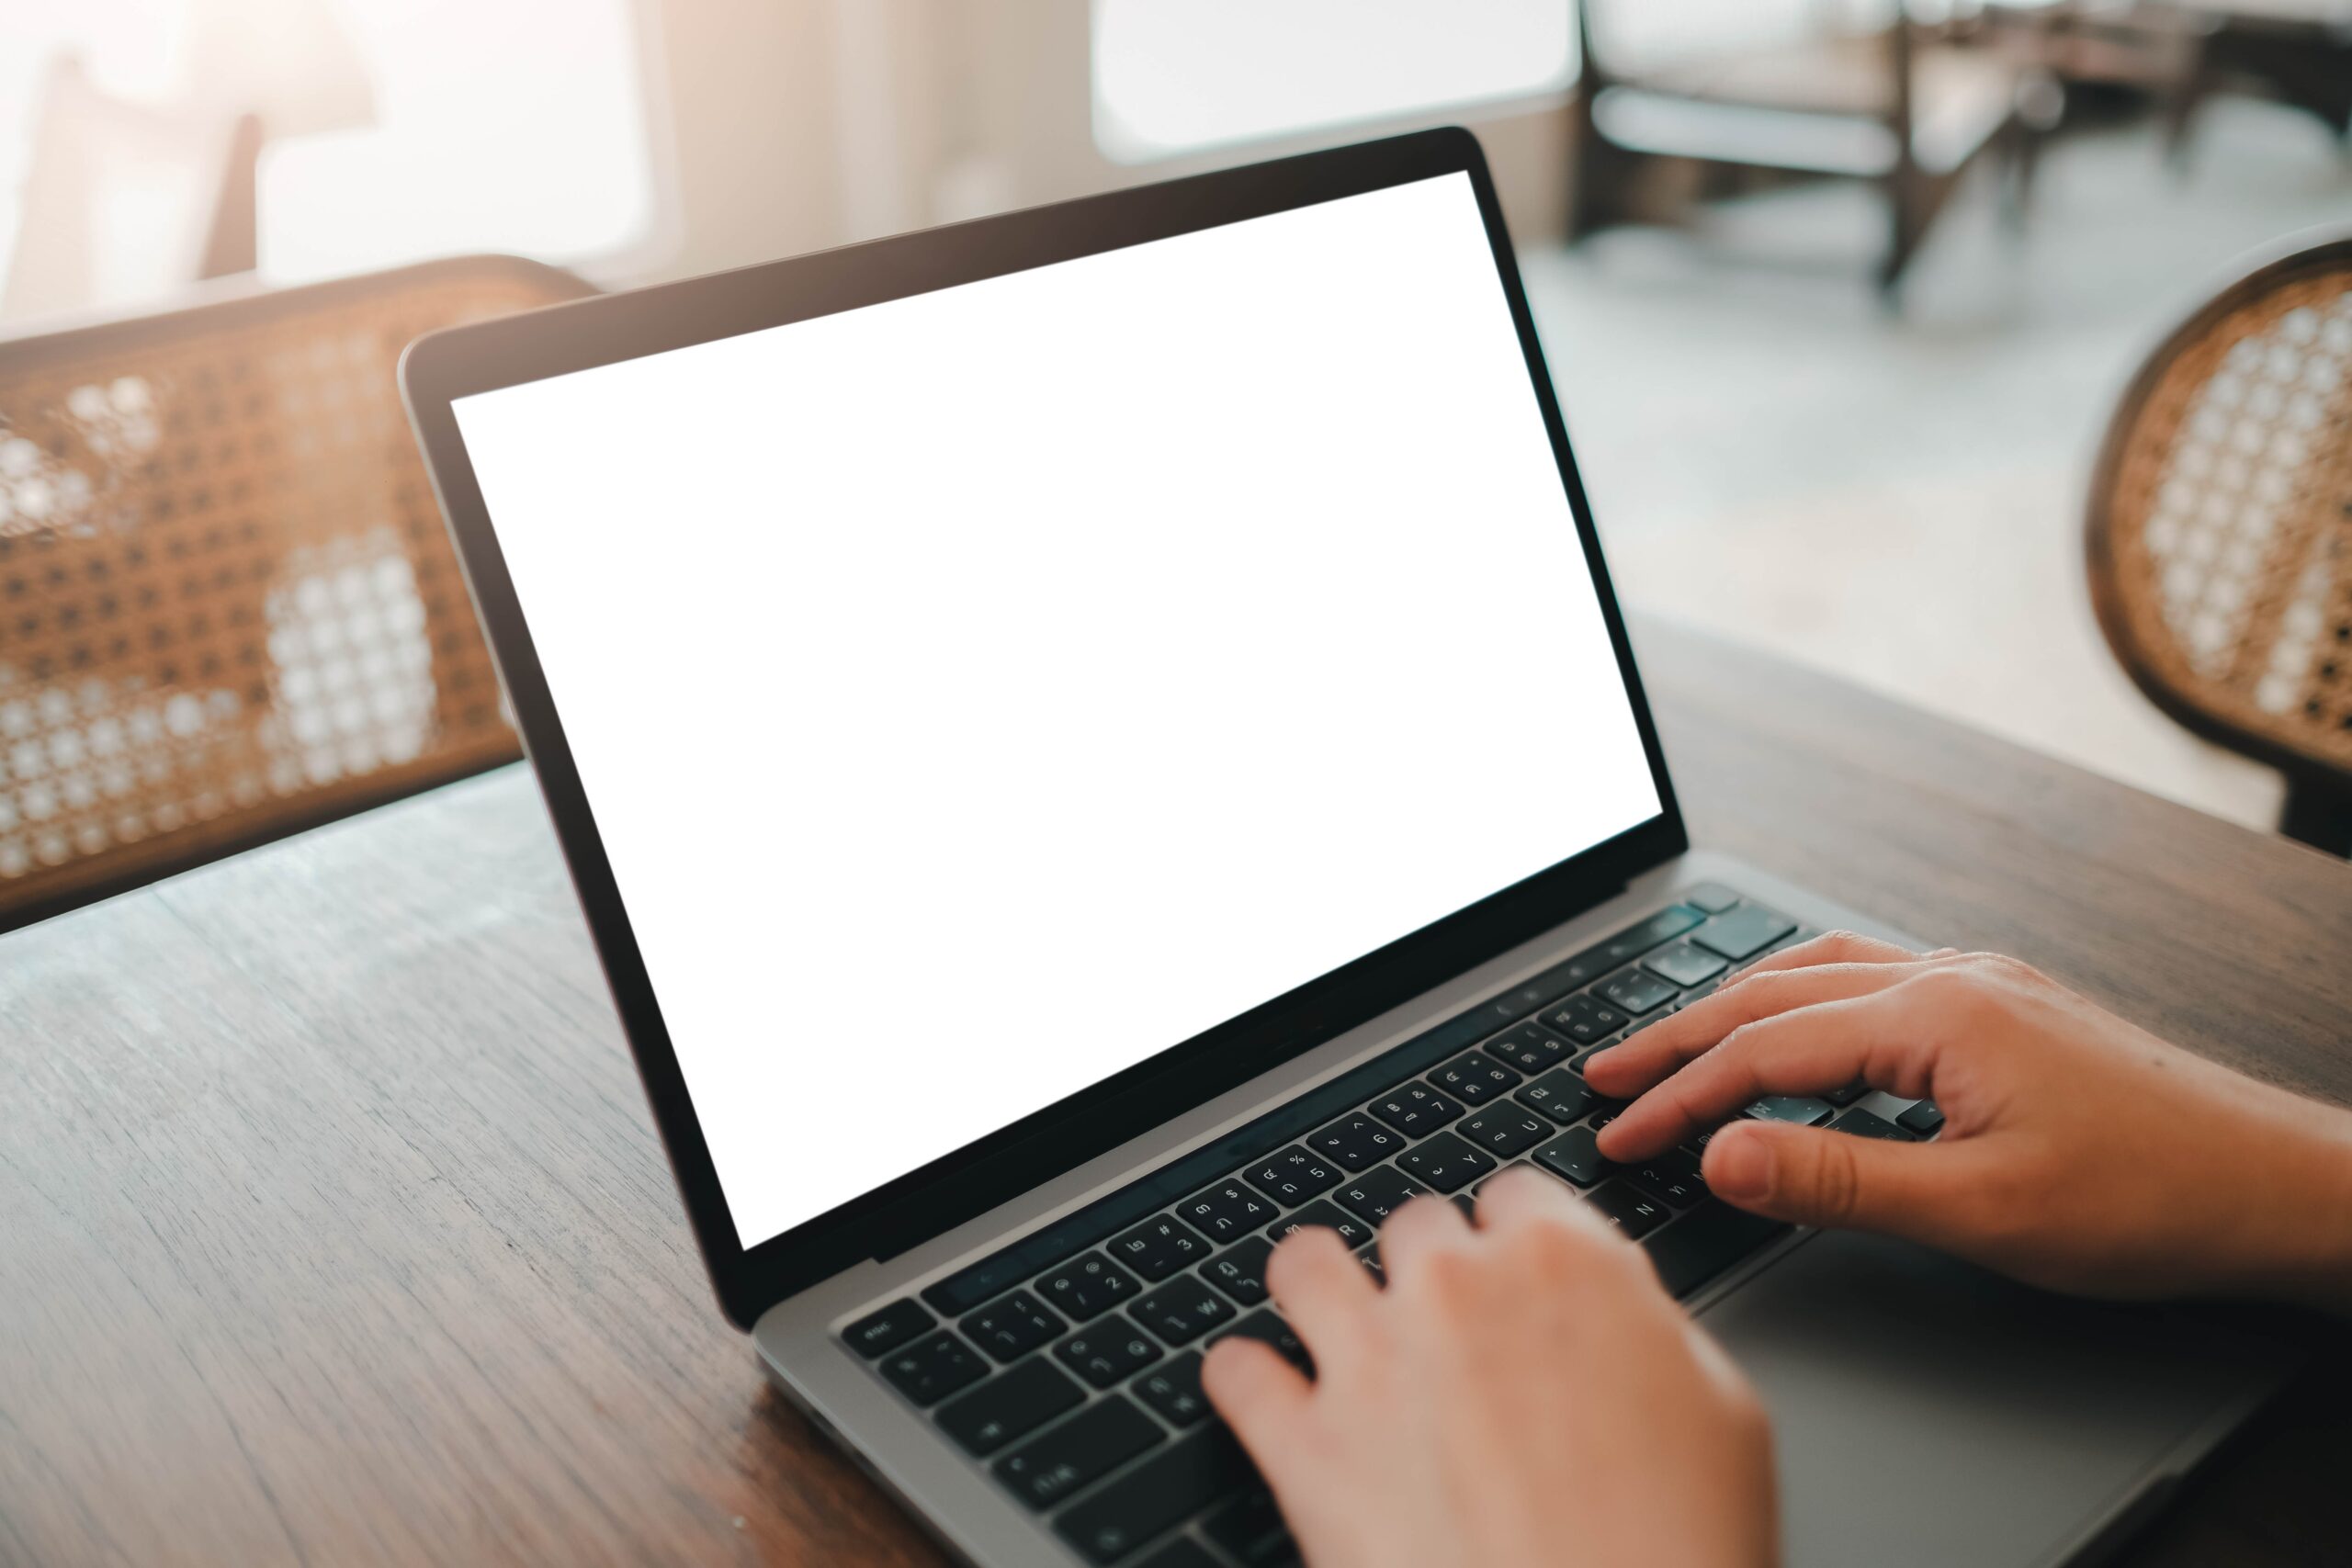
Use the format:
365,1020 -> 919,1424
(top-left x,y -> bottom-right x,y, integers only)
1585,934 -> 2352,1310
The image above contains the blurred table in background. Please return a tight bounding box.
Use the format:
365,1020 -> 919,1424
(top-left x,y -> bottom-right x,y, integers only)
1990,0 -> 2352,150
1,618 -> 2347,1566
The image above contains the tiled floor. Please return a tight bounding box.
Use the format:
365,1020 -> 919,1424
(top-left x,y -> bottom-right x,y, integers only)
1519,99 -> 2352,831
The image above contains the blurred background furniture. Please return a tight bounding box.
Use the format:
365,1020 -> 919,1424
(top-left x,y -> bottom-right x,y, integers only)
2167,0 -> 2352,157
2086,231 -> 2352,855
0,254 -> 591,929
1567,0 -> 2057,298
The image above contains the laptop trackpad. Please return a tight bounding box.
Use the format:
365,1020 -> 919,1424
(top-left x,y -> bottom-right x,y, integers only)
1701,1230 -> 2285,1568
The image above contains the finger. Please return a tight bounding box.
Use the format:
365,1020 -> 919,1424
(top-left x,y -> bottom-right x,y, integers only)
1468,1160 -> 1594,1234
1702,1116 -> 2001,1249
1202,1336 -> 1310,1451
1583,959 -> 1933,1100
1475,1167 -> 1660,1315
1263,1223 -> 1377,1366
1598,986 -> 1946,1158
1374,1190 -> 1472,1278
1716,929 -> 1925,989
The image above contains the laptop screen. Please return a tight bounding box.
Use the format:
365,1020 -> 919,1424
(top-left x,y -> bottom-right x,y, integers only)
450,171 -> 1660,1250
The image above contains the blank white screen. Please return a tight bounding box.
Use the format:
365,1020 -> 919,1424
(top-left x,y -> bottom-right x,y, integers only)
452,173 -> 1659,1249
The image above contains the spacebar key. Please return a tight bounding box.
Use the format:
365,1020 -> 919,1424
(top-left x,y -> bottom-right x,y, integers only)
1054,1425 -> 1259,1565
1644,1201 -> 1790,1300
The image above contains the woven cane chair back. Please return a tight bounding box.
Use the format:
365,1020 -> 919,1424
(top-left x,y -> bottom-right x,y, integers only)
2087,233 -> 2352,795
0,255 -> 591,926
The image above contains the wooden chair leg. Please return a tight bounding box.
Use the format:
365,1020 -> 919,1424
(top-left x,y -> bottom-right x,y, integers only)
2279,777 -> 2352,858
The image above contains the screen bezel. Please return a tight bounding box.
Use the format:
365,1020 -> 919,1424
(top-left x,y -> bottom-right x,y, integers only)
400,128 -> 1688,1329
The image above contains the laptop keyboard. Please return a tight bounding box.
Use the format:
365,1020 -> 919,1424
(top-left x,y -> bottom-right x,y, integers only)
835,884 -> 1936,1566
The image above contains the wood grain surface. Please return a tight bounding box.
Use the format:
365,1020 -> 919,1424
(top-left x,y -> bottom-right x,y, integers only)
3,616 -> 2346,1567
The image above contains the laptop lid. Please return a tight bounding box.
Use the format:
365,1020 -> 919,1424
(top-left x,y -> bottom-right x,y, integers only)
401,129 -> 1685,1328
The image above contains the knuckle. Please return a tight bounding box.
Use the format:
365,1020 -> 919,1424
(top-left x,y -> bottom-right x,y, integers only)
1720,1372 -> 1771,1437
1808,1137 -> 1864,1224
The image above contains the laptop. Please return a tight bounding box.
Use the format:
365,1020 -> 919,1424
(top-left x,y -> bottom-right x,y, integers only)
401,129 -> 2287,1568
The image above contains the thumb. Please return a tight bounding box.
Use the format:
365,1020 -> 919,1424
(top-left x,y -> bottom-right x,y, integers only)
1702,1118 -> 1961,1236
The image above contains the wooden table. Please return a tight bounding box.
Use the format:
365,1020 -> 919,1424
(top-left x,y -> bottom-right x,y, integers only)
5,618 -> 2347,1567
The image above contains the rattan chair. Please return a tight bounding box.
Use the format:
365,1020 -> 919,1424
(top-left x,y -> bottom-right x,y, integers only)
0,255 -> 592,928
2087,231 -> 2352,855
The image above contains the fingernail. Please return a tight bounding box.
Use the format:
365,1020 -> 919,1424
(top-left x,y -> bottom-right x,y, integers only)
1710,1128 -> 1772,1201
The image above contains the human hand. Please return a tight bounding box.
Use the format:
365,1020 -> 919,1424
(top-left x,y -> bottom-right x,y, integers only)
1202,1166 -> 1777,1568
1587,934 -> 2352,1309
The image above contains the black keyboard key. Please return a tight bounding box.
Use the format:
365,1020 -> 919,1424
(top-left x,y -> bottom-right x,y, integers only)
1516,1067 -> 1596,1124
842,1298 -> 933,1359
1430,1049 -> 1522,1104
879,1331 -> 989,1406
1898,1099 -> 1946,1136
1830,1108 -> 1915,1142
1623,1147 -> 1708,1207
1211,1310 -> 1314,1374
1242,1145 -> 1341,1206
1644,1201 -> 1789,1298
1599,968 -> 1679,1015
1110,1214 -> 1213,1281
994,1394 -> 1163,1510
1368,1082 -> 1464,1136
1131,1278 -> 1239,1344
1587,1181 -> 1670,1238
1135,1539 -> 1223,1568
1644,940 -> 1729,987
1459,1105 -> 1553,1157
1482,1021 -> 1574,1074
1396,1131 -> 1498,1193
1202,1236 -> 1275,1306
1822,1081 -> 1867,1107
1204,1488 -> 1296,1567
1054,1425 -> 1259,1566
1308,1113 -> 1406,1171
1746,1095 -> 1835,1128
1334,1165 -> 1430,1224
1054,1314 -> 1164,1388
1543,993 -> 1629,1046
1585,1096 -> 1630,1133
1268,1199 -> 1374,1251
1470,966 -> 1591,1032
1357,1247 -> 1385,1284
960,1290 -> 1066,1363
1035,1251 -> 1143,1322
1693,905 -> 1799,961
1178,1179 -> 1279,1244
1532,1125 -> 1613,1188
936,1356 -> 1083,1455
1680,882 -> 1742,914
1591,904 -> 1707,967
1131,1351 -> 1211,1427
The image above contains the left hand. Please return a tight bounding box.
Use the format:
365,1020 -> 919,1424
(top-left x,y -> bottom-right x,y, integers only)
1202,1165 -> 1779,1568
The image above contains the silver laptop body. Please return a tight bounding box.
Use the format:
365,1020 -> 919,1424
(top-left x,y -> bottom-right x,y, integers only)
401,128 -> 2290,1568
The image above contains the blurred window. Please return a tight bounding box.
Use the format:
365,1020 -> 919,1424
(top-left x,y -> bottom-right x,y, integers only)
1091,0 -> 1577,164
256,0 -> 656,284
0,0 -> 654,317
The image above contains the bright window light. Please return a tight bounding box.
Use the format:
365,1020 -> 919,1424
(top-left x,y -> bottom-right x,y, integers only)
256,0 -> 654,285
1091,0 -> 1577,164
